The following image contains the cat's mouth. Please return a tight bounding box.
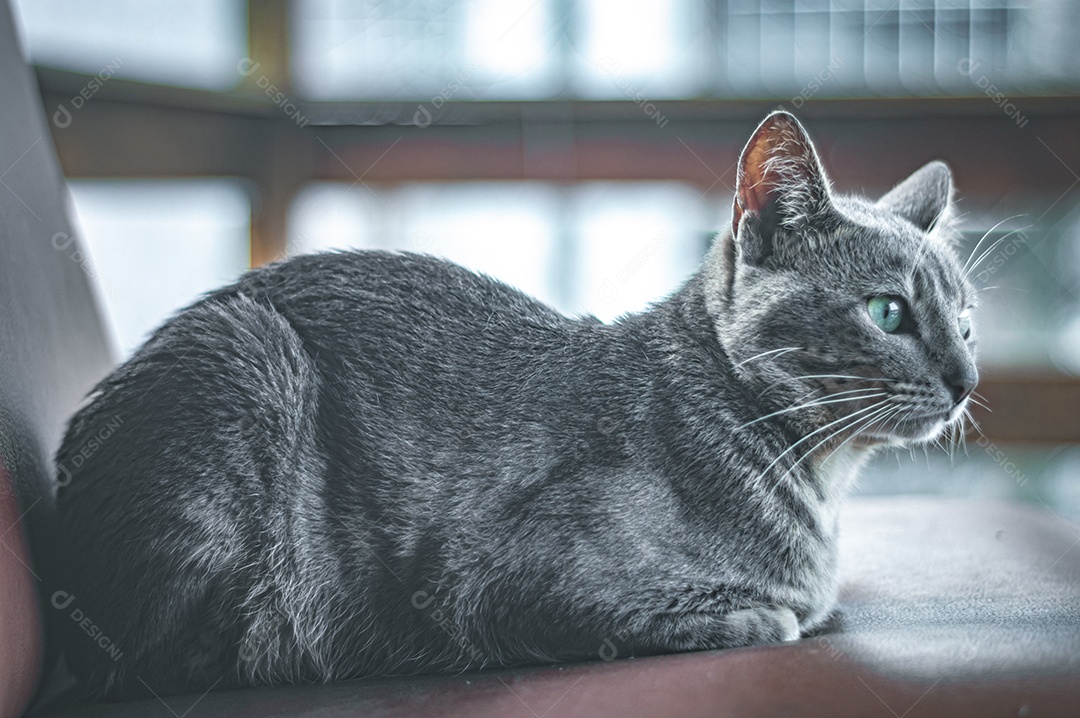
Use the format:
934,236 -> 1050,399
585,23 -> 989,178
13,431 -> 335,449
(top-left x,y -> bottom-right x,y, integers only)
836,382 -> 974,447
859,399 -> 967,446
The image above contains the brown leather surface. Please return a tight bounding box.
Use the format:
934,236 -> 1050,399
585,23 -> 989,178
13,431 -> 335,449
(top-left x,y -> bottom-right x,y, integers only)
0,464 -> 41,718
35,497 -> 1080,717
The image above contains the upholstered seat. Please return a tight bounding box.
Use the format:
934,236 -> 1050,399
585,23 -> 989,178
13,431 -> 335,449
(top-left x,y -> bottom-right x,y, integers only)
25,497 -> 1080,718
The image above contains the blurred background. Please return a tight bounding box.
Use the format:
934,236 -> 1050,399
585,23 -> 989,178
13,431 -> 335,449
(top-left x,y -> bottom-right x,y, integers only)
10,0 -> 1080,520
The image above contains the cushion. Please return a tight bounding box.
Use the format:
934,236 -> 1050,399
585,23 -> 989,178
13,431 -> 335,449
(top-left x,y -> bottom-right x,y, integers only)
34,497 -> 1080,717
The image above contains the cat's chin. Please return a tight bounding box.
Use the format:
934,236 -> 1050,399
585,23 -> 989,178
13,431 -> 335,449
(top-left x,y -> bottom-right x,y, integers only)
861,414 -> 955,448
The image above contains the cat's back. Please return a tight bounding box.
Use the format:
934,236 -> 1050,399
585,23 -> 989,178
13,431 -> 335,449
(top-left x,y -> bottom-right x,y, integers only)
235,250 -> 571,340
219,250 -> 598,416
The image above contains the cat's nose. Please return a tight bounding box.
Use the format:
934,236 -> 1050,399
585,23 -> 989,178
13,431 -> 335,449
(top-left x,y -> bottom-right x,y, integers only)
943,366 -> 977,405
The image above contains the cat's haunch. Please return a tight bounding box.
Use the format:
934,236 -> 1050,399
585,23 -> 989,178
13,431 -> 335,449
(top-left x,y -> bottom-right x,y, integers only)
50,111 -> 977,701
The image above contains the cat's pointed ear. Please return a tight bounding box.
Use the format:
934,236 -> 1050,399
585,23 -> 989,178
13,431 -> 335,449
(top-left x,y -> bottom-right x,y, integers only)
877,160 -> 953,233
731,111 -> 832,251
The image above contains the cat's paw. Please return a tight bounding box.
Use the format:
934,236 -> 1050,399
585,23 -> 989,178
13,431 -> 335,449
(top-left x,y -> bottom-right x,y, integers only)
723,605 -> 800,644
632,604 -> 801,653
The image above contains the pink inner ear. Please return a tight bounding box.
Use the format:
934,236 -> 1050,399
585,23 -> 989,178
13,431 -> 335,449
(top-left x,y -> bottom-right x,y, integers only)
732,112 -> 820,237
732,121 -> 782,235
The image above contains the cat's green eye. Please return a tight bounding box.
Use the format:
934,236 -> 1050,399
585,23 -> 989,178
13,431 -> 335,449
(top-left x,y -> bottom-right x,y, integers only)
867,296 -> 904,333
958,309 -> 972,340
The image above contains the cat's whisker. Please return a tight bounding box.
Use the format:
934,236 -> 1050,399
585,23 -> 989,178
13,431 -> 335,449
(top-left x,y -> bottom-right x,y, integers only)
817,404 -> 904,470
961,219 -> 1007,275
733,346 -> 804,369
962,409 -> 987,439
965,236 -> 1013,282
755,375 -> 893,404
937,423 -> 956,452
769,383 -> 886,413
781,403 -> 901,485
965,227 -> 1029,281
816,387 -> 895,401
798,385 -> 880,401
757,399 -> 893,486
737,389 -> 888,431
958,413 -> 972,458
790,374 -> 899,383
961,214 -> 1025,275
865,405 -> 906,443
967,396 -> 991,412
911,218 -> 945,273
952,422 -> 964,461
936,434 -> 950,461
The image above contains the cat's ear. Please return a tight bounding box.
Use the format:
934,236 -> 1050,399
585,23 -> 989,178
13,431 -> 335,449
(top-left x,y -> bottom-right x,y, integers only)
731,110 -> 832,259
876,160 -> 953,233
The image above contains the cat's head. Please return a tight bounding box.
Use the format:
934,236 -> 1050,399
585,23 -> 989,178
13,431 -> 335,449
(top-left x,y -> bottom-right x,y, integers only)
704,110 -> 977,447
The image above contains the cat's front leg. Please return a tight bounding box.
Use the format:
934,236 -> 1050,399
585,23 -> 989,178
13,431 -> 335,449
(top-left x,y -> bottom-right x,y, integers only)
627,604 -> 801,655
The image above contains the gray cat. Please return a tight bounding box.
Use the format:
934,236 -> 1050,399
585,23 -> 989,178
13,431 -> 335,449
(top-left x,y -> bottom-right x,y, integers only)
50,111 -> 977,700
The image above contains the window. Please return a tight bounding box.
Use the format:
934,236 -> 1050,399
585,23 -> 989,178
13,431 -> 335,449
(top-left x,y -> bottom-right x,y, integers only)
293,0 -> 560,99
11,0 -> 246,89
289,181 -> 708,320
68,180 -> 250,356
290,0 -> 1068,100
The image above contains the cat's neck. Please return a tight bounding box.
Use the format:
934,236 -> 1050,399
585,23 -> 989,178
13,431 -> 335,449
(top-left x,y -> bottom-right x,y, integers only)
811,441 -> 877,505
645,272 -> 809,426
639,273 -> 873,500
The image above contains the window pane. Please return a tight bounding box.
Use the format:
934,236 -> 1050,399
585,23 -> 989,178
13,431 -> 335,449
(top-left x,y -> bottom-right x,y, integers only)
289,183 -> 383,255
292,0 -> 1075,100
573,0 -> 704,98
68,180 -> 250,357
289,182 -> 562,308
573,182 -> 708,321
395,183 -> 562,306
292,0 -> 559,100
463,0 -> 560,97
958,208 -> 1077,372
11,0 -> 246,90
722,0 -> 1060,97
289,181 -> 711,319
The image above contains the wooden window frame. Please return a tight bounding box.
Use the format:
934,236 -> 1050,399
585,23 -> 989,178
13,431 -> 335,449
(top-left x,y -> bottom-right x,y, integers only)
30,0 -> 1080,445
